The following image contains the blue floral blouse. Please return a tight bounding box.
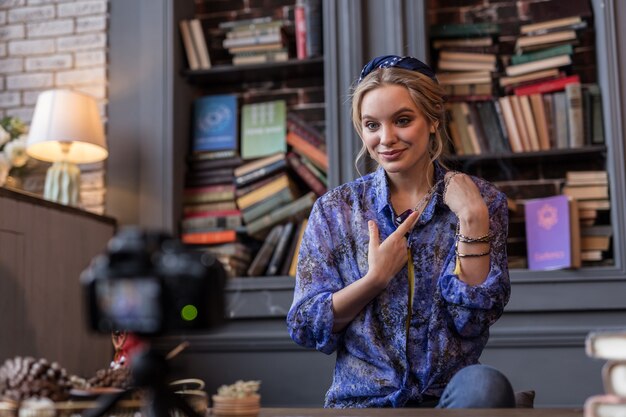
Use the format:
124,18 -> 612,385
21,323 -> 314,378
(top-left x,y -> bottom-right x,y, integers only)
286,163 -> 510,408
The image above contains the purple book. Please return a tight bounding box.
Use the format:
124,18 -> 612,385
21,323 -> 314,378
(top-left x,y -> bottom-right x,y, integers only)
525,195 -> 572,270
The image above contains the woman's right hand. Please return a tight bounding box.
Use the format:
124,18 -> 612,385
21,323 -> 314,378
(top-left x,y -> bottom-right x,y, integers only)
366,211 -> 420,289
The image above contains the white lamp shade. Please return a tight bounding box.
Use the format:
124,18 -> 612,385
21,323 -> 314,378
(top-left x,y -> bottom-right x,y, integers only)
27,89 -> 108,164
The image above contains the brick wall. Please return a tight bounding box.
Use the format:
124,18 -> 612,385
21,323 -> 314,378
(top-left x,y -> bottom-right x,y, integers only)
0,0 -> 108,213
0,0 -> 108,123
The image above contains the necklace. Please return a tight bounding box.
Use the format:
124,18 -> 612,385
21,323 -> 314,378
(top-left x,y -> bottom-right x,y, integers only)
393,177 -> 445,227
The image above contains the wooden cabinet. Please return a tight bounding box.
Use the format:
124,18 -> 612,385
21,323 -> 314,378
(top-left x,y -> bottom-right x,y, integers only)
0,188 -> 115,377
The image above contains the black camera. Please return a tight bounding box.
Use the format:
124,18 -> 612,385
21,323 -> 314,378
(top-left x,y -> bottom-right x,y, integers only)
81,227 -> 226,335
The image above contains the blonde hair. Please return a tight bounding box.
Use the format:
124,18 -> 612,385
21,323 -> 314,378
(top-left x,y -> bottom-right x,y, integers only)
351,67 -> 450,182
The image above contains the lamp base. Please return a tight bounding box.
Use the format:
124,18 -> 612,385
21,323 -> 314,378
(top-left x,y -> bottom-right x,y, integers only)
44,160 -> 81,206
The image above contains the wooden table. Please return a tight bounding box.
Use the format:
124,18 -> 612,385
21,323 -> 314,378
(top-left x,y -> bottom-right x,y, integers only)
257,408 -> 583,417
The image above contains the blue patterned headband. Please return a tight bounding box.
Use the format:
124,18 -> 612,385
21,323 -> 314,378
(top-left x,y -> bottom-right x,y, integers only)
358,55 -> 438,84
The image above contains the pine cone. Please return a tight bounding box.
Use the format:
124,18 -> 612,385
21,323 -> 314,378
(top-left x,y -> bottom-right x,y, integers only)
0,357 -> 72,402
87,367 -> 132,389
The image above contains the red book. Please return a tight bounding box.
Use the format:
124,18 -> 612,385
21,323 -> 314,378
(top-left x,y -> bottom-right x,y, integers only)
183,209 -> 241,219
286,131 -> 328,172
294,2 -> 307,59
181,229 -> 237,245
513,75 -> 580,96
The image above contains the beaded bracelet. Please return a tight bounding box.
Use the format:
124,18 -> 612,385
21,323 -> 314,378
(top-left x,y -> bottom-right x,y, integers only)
458,232 -> 491,243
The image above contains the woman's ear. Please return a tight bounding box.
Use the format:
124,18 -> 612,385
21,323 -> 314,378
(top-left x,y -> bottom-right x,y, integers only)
430,122 -> 439,133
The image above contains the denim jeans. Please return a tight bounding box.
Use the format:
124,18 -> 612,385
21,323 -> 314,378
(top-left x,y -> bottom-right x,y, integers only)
435,364 -> 516,408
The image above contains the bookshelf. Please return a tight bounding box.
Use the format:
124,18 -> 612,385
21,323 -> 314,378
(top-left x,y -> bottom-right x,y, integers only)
183,57 -> 324,85
172,0 -> 327,281
426,0 -> 621,273
108,0 -> 626,407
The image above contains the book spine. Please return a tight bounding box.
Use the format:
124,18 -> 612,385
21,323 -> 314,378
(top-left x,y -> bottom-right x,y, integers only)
519,95 -> 540,151
588,85 -> 605,144
246,192 -> 316,237
286,152 -> 327,196
247,225 -> 284,276
491,99 -> 511,152
182,214 -> 242,232
179,20 -> 199,70
304,0 -> 322,57
235,172 -> 283,198
510,44 -> 573,65
551,91 -> 569,149
189,19 -> 211,69
235,159 -> 287,187
289,218 -> 308,277
280,219 -> 305,276
294,0 -> 308,59
183,190 -> 235,204
182,229 -> 237,245
498,97 -> 523,153
242,187 -> 295,224
223,32 -> 283,48
529,94 -> 551,150
266,222 -> 295,276
184,201 -> 238,214
565,82 -> 584,148
237,176 -> 292,210
509,95 -> 531,151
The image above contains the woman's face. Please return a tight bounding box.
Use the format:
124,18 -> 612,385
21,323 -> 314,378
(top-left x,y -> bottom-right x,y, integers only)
359,84 -> 434,178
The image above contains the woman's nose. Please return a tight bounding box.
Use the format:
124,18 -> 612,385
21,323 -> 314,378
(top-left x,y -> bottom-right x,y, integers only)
379,125 -> 396,145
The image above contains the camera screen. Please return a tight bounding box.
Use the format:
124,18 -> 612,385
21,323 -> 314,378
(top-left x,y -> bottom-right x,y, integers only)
95,277 -> 162,333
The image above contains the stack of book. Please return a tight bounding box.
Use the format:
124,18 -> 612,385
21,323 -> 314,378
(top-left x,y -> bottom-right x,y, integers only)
585,330 -> 626,417
181,93 -> 327,278
181,94 -> 242,261
562,170 -> 612,264
220,17 -> 290,66
438,15 -> 604,156
431,22 -> 500,99
285,113 -> 328,196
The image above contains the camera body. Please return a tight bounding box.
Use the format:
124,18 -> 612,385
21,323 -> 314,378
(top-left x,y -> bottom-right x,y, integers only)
81,227 -> 226,335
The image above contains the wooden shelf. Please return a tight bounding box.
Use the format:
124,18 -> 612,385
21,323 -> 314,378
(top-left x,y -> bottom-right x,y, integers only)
448,145 -> 607,163
182,57 -> 324,86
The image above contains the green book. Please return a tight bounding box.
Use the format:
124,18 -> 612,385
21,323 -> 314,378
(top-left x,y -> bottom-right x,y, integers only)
510,44 -> 573,65
430,23 -> 500,39
241,100 -> 287,159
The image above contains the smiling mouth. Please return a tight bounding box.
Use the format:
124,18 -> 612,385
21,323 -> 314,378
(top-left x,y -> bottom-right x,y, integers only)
379,149 -> 405,156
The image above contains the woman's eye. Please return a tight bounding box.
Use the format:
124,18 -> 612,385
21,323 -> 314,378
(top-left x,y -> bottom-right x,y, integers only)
365,121 -> 378,130
396,117 -> 411,126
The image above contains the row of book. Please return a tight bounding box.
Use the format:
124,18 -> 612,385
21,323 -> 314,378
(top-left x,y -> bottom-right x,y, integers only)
432,16 -> 591,95
446,80 -> 603,155
179,2 -> 322,69
514,170 -> 611,270
180,94 -> 328,278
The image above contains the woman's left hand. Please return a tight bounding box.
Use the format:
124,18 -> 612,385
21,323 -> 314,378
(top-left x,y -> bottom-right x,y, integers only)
443,171 -> 488,220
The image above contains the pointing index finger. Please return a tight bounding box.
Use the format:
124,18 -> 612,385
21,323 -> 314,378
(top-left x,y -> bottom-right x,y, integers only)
395,210 -> 419,236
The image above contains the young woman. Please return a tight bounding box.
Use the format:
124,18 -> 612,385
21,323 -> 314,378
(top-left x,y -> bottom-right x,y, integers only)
287,55 -> 514,408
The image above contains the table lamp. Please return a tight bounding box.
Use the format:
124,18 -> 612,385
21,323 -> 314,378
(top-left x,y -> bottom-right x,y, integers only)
26,89 -> 108,206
